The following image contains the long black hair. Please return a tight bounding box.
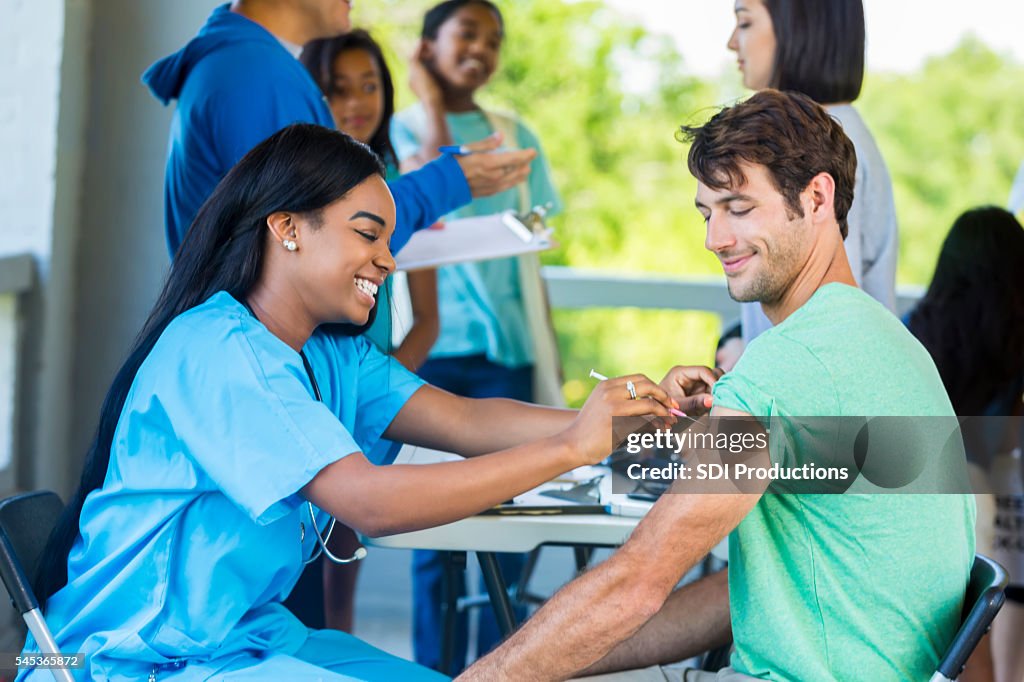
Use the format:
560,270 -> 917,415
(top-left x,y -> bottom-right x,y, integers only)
765,0 -> 865,104
908,206 -> 1024,415
301,29 -> 398,168
36,124 -> 384,602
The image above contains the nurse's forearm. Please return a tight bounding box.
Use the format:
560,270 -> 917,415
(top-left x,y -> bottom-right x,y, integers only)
386,385 -> 576,457
303,437 -> 582,538
450,398 -> 576,455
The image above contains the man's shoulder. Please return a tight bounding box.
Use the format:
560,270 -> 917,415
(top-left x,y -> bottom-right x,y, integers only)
713,331 -> 834,416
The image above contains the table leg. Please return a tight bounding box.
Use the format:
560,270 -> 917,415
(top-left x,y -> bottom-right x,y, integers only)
477,552 -> 517,638
574,546 -> 593,574
441,551 -> 466,676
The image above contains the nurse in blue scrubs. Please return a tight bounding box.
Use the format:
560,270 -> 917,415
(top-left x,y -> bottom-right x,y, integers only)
23,124 -> 682,681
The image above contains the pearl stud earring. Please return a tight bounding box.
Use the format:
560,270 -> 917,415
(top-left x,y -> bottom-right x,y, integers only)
283,239 -> 297,252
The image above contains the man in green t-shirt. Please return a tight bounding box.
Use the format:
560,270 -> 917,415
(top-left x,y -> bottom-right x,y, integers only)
462,90 -> 975,681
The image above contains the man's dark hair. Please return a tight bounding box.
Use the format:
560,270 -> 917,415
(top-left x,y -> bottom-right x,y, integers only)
765,0 -> 865,104
422,0 -> 504,40
678,89 -> 857,238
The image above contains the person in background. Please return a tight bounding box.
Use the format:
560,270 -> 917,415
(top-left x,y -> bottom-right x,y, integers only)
907,206 -> 1024,682
389,0 -> 563,672
717,0 -> 898,370
302,30 -> 440,381
143,0 -> 536,260
23,124 -> 683,681
300,27 -> 441,635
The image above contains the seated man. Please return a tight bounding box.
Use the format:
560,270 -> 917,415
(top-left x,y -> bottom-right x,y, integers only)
461,90 -> 976,682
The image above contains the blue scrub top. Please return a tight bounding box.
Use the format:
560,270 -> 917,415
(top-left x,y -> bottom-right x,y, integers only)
21,292 -> 432,681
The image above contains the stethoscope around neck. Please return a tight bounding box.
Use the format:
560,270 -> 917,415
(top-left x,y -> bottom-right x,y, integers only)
243,298 -> 367,565
298,351 -> 368,565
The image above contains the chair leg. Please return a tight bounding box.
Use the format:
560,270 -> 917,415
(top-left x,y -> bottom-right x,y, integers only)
23,609 -> 75,682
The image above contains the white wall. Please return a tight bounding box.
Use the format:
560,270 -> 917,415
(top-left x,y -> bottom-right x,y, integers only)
0,0 -> 215,496
68,0 -> 214,479
0,0 -> 63,262
0,0 -> 76,495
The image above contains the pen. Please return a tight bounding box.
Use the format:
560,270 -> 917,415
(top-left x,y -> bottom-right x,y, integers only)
438,145 -> 471,155
589,369 -> 686,417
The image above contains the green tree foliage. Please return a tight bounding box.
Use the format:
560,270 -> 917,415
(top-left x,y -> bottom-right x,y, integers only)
356,3 -> 1024,405
858,36 -> 1024,284
358,0 -> 725,404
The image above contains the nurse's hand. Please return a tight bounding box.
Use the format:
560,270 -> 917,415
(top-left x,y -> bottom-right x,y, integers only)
562,374 -> 679,466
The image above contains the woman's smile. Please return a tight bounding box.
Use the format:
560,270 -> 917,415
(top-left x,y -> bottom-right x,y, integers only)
354,276 -> 380,306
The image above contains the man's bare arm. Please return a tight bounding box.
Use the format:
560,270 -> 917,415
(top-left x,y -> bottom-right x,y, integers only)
580,569 -> 731,677
459,407 -> 762,682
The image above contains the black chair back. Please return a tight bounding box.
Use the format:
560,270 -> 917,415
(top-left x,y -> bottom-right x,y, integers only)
934,554 -> 1008,681
0,491 -> 64,614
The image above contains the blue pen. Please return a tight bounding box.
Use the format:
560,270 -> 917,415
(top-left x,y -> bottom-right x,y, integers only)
438,145 -> 471,155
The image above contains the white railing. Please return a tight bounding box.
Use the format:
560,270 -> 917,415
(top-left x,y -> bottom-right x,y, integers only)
541,266 -> 924,320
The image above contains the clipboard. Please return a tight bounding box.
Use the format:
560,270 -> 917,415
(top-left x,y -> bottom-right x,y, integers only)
479,474 -> 611,516
479,503 -> 608,516
394,210 -> 555,272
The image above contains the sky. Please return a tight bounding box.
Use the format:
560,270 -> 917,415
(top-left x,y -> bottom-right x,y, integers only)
600,0 -> 1024,77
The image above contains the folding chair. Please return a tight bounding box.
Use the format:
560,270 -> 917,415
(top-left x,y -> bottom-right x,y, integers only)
930,553 -> 1008,682
0,491 -> 74,682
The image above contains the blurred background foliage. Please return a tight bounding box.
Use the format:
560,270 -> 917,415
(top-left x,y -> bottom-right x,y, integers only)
356,1 -> 1024,406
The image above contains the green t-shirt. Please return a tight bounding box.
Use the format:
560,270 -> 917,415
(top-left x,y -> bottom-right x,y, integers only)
712,283 -> 976,681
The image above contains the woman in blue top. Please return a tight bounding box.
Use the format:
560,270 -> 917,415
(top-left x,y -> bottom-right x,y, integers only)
24,124 -> 680,681
301,29 -> 442,634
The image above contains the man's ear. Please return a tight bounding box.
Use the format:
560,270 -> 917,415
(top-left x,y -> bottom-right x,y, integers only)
805,172 -> 837,227
266,212 -> 298,244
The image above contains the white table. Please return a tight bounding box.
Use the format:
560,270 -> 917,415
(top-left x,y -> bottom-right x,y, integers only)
366,502 -> 645,554
363,447 -> 652,673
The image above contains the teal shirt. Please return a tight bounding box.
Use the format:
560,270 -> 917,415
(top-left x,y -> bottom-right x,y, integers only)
712,284 -> 975,681
391,106 -> 561,368
365,162 -> 401,354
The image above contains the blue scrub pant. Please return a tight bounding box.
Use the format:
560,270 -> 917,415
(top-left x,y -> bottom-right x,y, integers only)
413,355 -> 533,674
156,629 -> 449,681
